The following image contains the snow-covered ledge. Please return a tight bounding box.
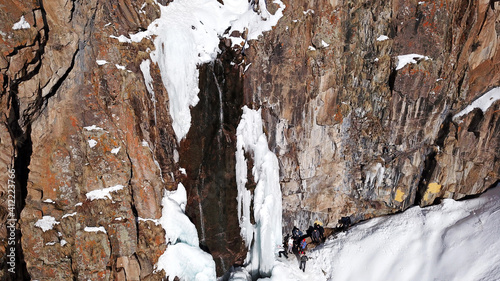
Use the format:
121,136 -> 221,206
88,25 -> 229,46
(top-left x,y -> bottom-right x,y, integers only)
453,87 -> 500,121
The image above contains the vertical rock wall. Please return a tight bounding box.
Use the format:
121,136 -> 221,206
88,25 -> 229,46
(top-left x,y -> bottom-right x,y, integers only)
1,0 -> 176,280
0,0 -> 498,280
244,0 -> 500,230
178,44 -> 247,275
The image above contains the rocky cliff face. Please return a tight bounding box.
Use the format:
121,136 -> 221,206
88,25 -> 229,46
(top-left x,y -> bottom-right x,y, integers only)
244,0 -> 500,230
0,0 -> 498,280
1,1 -> 173,280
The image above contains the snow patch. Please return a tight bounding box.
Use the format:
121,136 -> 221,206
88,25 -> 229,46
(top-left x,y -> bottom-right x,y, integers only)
158,184 -> 192,242
453,87 -> 500,120
396,54 -> 431,70
321,40 -> 329,47
88,139 -> 97,148
62,212 -> 77,219
308,46 -> 316,51
138,217 -> 160,225
156,243 -> 216,281
111,146 -> 121,154
139,2 -> 147,14
298,184 -> 500,281
12,15 -> 30,30
43,199 -> 55,204
224,0 -> 286,46
377,35 -> 389,41
34,216 -> 60,232
96,60 -> 108,66
84,226 -> 107,234
84,125 -> 104,131
109,34 -> 132,43
244,63 -> 252,73
86,184 -> 124,201
60,240 -> 68,246
303,9 -> 314,15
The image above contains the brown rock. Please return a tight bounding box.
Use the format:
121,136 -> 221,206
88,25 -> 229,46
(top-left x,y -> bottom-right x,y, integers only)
0,0 -> 498,279
244,0 -> 500,230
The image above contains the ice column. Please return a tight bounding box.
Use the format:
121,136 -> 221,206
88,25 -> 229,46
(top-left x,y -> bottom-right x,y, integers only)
235,106 -> 283,277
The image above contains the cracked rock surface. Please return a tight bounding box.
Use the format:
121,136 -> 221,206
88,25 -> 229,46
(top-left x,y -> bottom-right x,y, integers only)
245,0 -> 500,229
0,0 -> 499,280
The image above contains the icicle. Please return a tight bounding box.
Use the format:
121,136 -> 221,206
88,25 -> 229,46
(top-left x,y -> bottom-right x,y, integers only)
235,106 -> 282,277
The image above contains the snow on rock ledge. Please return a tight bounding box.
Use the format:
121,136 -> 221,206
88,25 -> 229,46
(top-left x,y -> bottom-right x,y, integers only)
12,15 -> 30,30
395,54 -> 431,70
86,184 -> 124,201
453,87 -> 500,121
34,216 -> 60,232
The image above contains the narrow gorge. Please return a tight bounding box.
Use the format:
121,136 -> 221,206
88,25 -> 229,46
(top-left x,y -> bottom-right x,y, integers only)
0,0 -> 499,280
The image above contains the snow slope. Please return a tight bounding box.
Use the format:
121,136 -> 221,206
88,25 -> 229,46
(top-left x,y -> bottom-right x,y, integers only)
263,184 -> 500,281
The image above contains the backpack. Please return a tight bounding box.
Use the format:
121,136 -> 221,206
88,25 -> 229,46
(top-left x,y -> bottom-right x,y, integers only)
300,240 -> 307,249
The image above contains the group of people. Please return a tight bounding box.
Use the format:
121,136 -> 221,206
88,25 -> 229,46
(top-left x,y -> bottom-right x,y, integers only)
277,217 -> 353,272
277,221 -> 326,272
307,221 -> 325,243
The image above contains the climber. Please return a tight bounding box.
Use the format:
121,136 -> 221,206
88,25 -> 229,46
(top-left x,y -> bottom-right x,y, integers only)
338,216 -> 351,231
313,220 -> 323,227
312,228 -> 320,243
283,234 -> 290,249
292,226 -> 301,238
299,254 -> 309,272
288,235 -> 294,253
312,220 -> 325,242
279,234 -> 289,258
300,238 -> 307,254
319,225 -> 325,241
306,225 -> 314,237
278,247 -> 288,259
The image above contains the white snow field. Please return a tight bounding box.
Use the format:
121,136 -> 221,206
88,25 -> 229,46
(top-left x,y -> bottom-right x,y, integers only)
261,184 -> 500,281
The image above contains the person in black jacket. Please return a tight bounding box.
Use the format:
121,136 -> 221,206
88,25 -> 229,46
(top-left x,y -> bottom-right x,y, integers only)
292,226 -> 301,238
299,254 -> 309,272
278,248 -> 288,258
